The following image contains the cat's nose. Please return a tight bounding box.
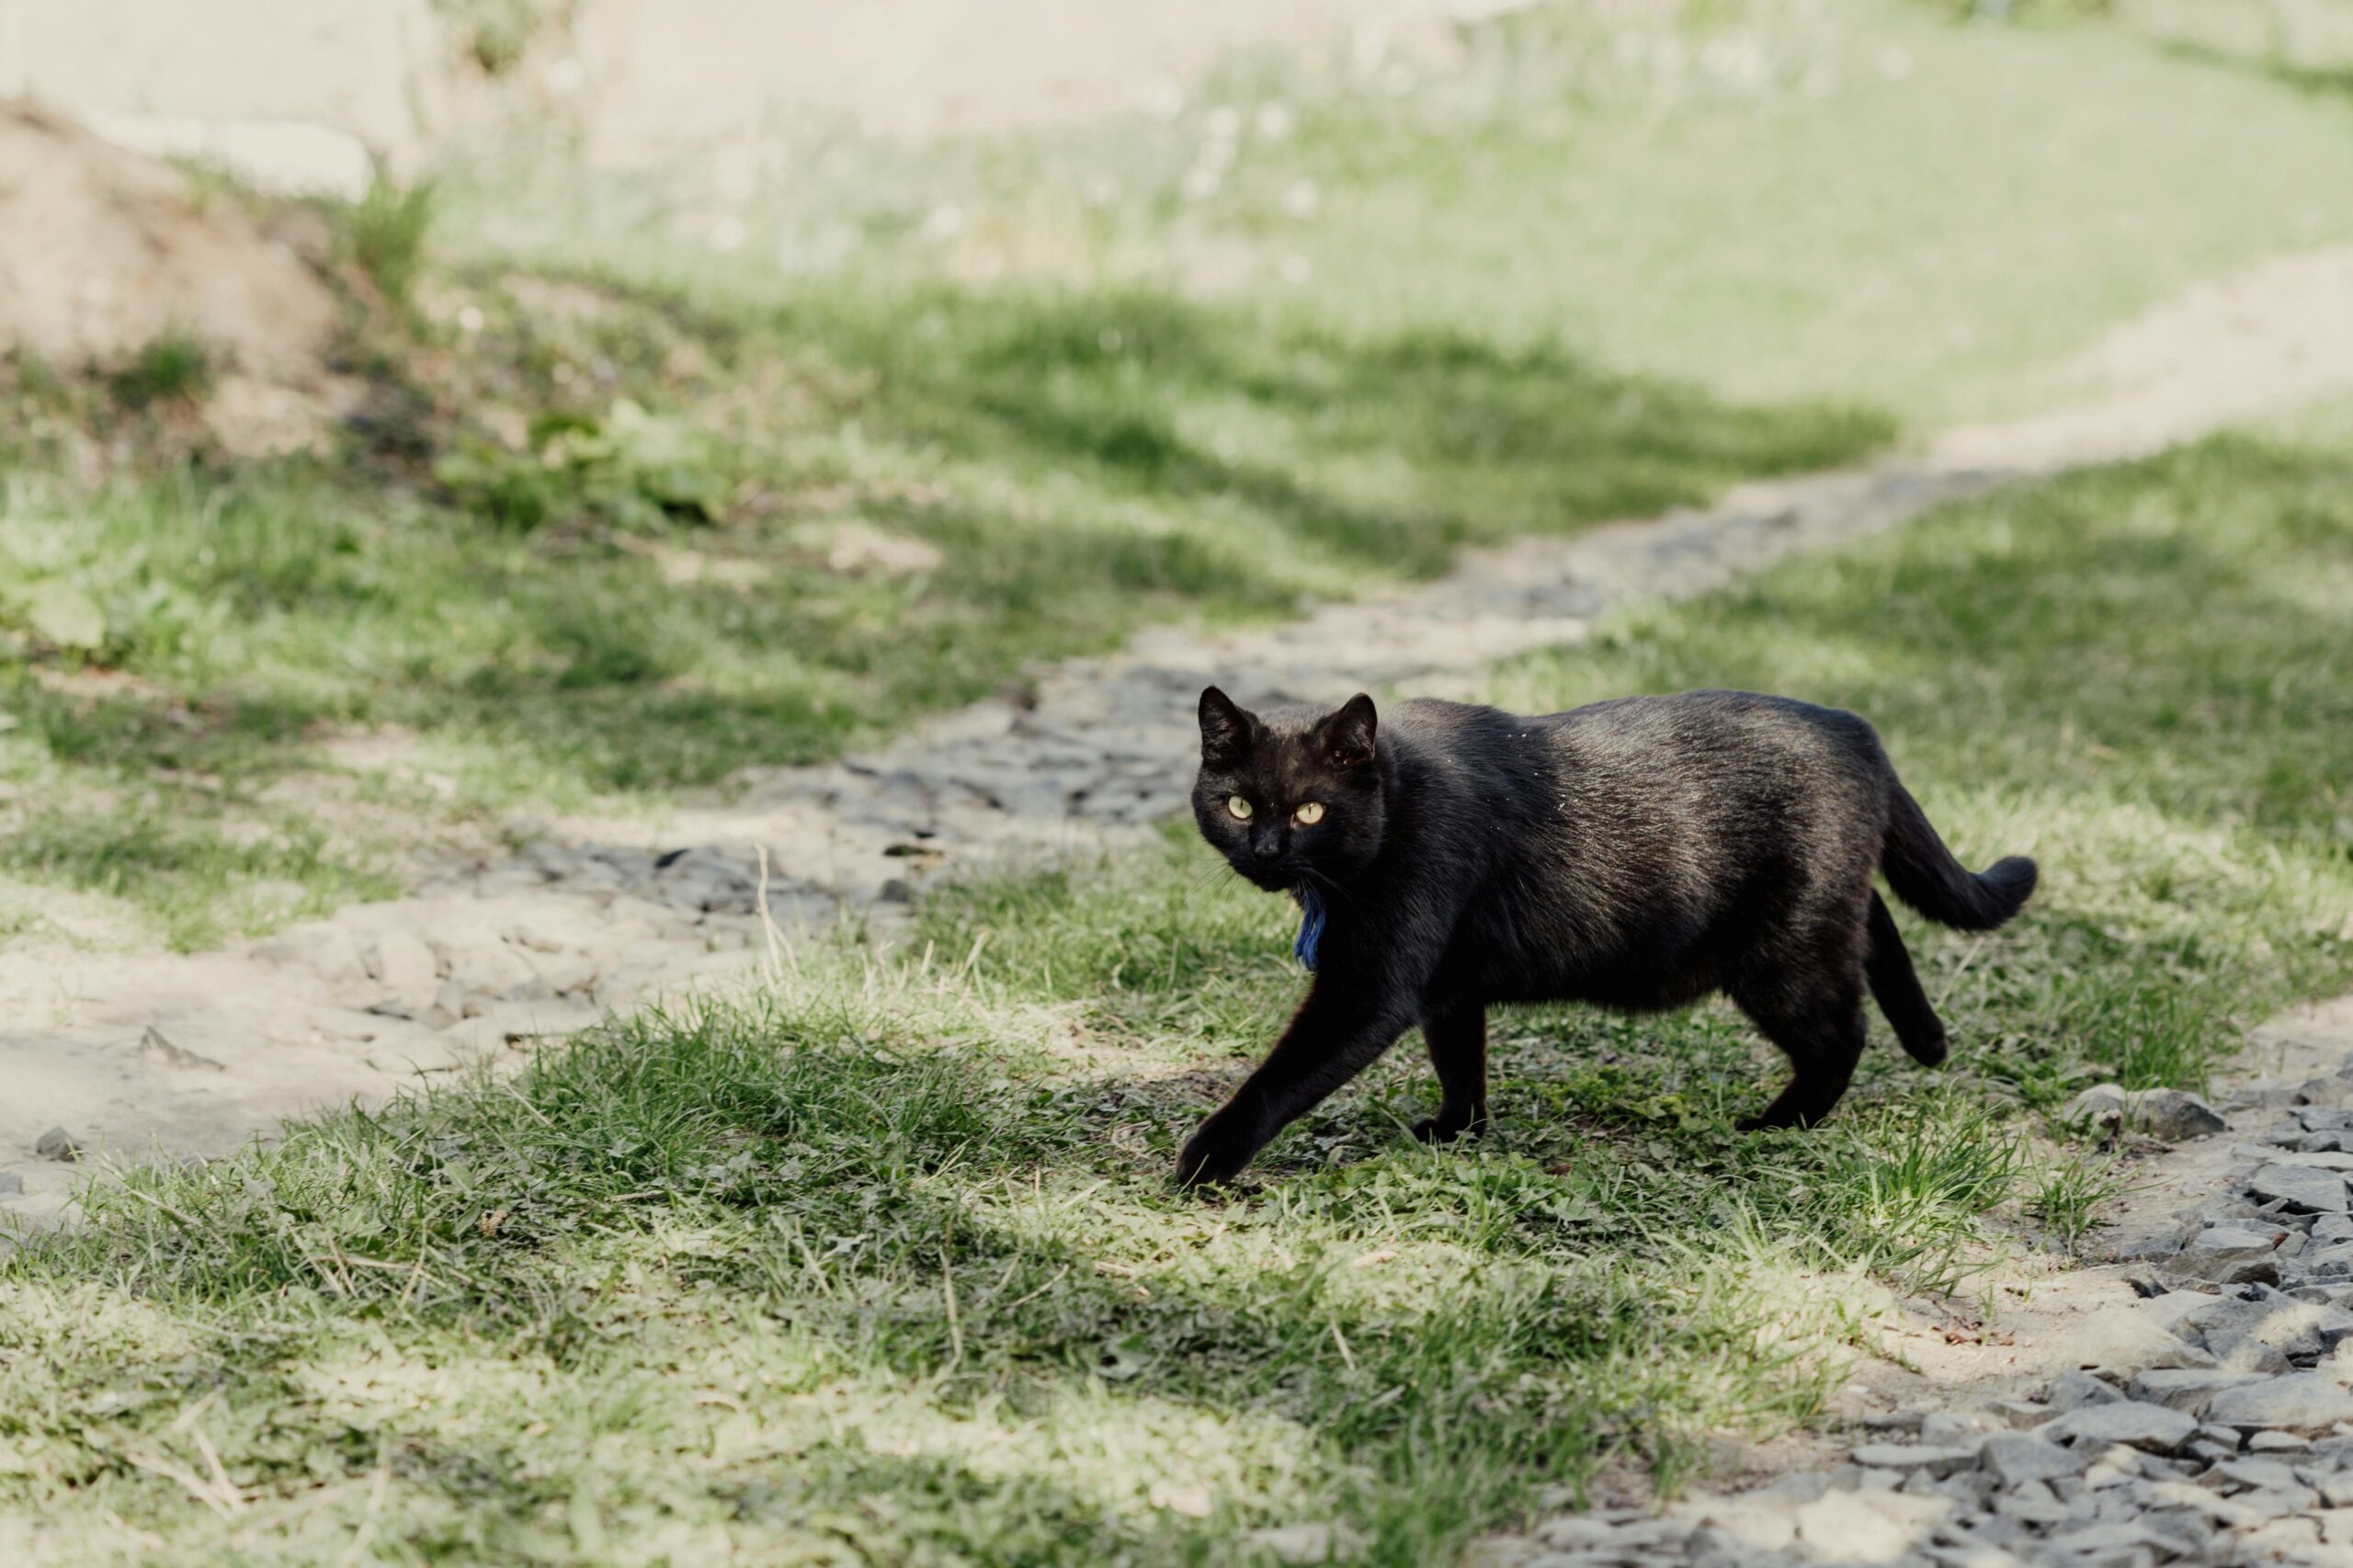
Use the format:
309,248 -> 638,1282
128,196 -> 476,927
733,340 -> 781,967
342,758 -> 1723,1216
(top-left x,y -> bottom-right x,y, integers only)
1253,836 -> 1281,861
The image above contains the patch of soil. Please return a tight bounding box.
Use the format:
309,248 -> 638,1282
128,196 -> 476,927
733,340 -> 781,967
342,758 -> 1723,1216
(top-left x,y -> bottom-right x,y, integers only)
0,104 -> 354,455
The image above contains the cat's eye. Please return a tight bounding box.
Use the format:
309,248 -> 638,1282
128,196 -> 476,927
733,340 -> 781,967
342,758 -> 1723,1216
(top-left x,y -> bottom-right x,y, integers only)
1294,801 -> 1325,825
1226,795 -> 1254,820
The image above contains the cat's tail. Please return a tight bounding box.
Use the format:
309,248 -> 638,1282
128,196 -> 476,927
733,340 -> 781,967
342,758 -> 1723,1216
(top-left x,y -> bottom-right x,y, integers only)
1880,784 -> 2037,931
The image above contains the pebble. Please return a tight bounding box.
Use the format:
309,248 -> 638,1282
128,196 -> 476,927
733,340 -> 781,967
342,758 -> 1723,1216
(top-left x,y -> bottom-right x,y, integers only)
2204,1373 -> 2353,1435
2063,1084 -> 2229,1142
2250,1164 -> 2353,1215
2039,1403 -> 2198,1455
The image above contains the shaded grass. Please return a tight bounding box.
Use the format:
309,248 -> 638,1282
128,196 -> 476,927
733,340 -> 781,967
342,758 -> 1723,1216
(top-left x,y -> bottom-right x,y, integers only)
11,416 -> 2350,1561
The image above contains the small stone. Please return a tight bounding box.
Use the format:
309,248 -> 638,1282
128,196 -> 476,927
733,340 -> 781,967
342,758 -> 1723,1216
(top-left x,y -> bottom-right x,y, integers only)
2251,1163 -> 2352,1214
1859,1408 -> 1926,1432
2040,1401 -> 2200,1453
2176,1284 -> 2353,1368
1981,1431 -> 2091,1486
2065,1082 -> 2131,1128
34,1126 -> 79,1161
1919,1410 -> 1999,1447
2211,1454 -> 2303,1491
1790,1491 -> 1951,1559
2206,1372 -> 2353,1434
2047,1370 -> 2126,1412
1851,1442 -> 1976,1478
136,1024 -> 226,1073
0,1171 -> 23,1195
1995,1480 -> 2069,1526
2081,1442 -> 2143,1488
2084,1086 -> 2228,1142
2248,1429 -> 2311,1452
1994,1398 -> 2053,1429
2126,1368 -> 2269,1415
1688,1493 -> 1799,1551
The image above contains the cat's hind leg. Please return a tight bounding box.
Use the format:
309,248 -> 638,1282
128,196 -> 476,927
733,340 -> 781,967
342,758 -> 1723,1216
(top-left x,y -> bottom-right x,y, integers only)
1732,992 -> 1869,1131
1864,892 -> 1948,1067
1729,920 -> 1870,1130
1413,1000 -> 1489,1143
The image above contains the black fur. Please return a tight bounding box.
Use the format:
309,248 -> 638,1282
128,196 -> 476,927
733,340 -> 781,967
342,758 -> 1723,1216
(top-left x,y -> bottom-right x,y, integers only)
1177,687 -> 2037,1187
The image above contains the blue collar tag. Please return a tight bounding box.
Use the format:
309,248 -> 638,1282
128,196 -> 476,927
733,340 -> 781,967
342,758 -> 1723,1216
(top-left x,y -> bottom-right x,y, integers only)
1292,885 -> 1327,972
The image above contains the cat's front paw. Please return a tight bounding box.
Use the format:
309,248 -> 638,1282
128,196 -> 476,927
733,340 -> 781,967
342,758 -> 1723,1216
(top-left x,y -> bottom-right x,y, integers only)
1411,1108 -> 1488,1144
1176,1113 -> 1261,1188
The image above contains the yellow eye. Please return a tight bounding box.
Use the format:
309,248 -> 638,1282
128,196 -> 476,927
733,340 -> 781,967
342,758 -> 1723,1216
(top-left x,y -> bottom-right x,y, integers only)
1227,795 -> 1253,820
1294,801 -> 1325,825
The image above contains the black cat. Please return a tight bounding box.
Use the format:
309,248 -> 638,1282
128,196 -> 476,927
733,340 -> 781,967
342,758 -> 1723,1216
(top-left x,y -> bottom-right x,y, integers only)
1176,687 -> 2036,1187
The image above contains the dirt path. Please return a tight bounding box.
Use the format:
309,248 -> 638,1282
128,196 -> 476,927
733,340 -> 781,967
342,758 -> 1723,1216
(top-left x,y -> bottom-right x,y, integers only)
5,243 -> 2353,1232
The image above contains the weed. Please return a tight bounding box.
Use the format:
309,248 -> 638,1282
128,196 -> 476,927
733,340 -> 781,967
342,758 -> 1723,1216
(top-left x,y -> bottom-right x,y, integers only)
341,176 -> 437,312
104,329 -> 214,412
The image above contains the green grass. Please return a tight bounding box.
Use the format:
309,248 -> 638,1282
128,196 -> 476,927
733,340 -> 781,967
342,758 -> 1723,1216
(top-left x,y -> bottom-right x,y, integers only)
339,178 -> 438,314
6,414 -> 2349,1562
0,277 -> 1881,945
104,332 -> 215,414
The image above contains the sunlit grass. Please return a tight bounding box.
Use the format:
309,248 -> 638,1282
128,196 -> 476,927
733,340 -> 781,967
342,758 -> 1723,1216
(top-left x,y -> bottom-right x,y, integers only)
6,415 -> 2344,1561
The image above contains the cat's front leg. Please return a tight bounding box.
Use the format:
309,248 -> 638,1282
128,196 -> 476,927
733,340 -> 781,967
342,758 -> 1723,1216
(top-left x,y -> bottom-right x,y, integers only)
1176,981 -> 1412,1187
1411,999 -> 1489,1143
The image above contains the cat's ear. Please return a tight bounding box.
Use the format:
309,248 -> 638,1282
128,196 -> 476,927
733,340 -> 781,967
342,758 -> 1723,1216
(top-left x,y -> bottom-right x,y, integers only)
1317,693 -> 1378,770
1199,686 -> 1254,767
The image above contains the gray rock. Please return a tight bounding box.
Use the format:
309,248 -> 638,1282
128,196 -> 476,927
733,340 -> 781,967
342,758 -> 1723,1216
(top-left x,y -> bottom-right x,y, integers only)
1919,1410 -> 2000,1448
2246,1429 -> 2310,1452
0,1170 -> 23,1195
34,1126 -> 79,1161
2297,1241 -> 2353,1278
2187,1437 -> 2240,1466
1981,1431 -> 2092,1486
2039,1401 -> 2199,1454
2084,1079 -> 2231,1141
2210,1454 -> 2304,1491
2046,1370 -> 2127,1413
2205,1372 -> 2353,1434
1851,1443 -> 1977,1479
2174,1284 -> 2353,1368
136,1024 -> 226,1073
2125,1368 -> 2269,1415
2186,1220 -> 2290,1254
2251,1163 -> 2353,1214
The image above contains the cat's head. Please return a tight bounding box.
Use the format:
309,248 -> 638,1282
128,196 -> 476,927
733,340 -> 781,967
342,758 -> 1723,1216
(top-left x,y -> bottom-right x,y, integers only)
1193,687 -> 1387,892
